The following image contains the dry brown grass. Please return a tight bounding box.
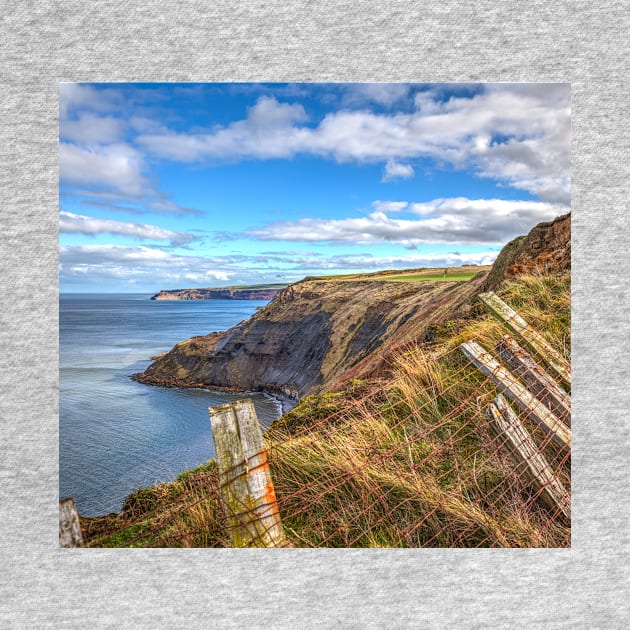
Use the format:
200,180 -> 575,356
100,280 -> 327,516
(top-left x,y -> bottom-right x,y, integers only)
84,271 -> 570,548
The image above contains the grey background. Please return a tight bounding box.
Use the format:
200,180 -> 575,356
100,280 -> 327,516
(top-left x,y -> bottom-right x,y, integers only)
1,1 -> 628,627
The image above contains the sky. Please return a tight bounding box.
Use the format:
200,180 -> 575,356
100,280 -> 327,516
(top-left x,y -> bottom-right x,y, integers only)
59,83 -> 570,293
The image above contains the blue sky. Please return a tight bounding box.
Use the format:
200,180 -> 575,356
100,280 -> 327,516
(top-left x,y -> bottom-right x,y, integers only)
59,83 -> 570,292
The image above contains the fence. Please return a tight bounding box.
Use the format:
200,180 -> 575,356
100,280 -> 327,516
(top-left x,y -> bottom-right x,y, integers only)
77,289 -> 571,548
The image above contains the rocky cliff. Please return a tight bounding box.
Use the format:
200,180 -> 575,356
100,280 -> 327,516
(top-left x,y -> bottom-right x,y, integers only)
484,213 -> 570,290
135,214 -> 570,401
151,286 -> 284,301
136,274 -> 486,400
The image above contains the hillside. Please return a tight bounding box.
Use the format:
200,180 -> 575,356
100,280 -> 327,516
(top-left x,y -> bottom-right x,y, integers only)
83,216 -> 571,548
135,266 -> 490,400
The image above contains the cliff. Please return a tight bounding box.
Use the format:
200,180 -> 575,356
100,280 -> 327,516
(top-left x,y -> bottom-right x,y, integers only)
135,214 -> 570,401
151,286 -> 286,301
136,273 -> 487,399
483,213 -> 570,290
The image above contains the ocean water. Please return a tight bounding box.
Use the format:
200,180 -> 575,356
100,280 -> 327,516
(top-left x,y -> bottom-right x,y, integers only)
59,294 -> 284,517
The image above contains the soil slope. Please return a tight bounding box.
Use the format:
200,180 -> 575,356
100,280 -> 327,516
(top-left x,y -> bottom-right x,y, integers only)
136,274 -> 486,399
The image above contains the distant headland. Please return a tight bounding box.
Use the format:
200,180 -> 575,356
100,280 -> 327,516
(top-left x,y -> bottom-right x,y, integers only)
150,283 -> 288,301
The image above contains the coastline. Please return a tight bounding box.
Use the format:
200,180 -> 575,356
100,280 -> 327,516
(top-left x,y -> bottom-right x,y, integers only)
131,371 -> 298,416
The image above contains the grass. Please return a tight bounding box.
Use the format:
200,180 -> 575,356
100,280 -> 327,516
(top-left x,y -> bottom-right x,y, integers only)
308,266 -> 490,283
374,272 -> 479,282
81,460 -> 229,548
83,271 -> 570,548
304,273 -> 363,280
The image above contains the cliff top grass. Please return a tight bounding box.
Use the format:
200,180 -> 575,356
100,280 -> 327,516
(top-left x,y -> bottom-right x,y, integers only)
308,265 -> 491,283
82,269 -> 569,548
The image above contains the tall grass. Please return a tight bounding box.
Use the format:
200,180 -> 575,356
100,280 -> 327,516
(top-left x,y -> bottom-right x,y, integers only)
83,272 -> 570,548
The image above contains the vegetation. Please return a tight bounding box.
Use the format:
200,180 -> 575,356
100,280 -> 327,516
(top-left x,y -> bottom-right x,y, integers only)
373,271 -> 480,282
308,265 -> 491,283
82,271 -> 570,548
81,461 -> 229,548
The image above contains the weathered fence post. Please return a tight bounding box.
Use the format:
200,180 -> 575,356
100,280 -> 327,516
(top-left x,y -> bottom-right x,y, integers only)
460,341 -> 571,451
496,335 -> 571,426
59,497 -> 84,547
209,399 -> 288,547
478,291 -> 571,388
487,395 -> 570,523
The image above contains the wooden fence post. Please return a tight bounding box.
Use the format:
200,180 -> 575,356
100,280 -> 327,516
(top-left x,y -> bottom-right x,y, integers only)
460,341 -> 571,451
59,497 -> 84,548
487,395 -> 570,523
496,335 -> 571,426
209,399 -> 288,548
478,291 -> 571,388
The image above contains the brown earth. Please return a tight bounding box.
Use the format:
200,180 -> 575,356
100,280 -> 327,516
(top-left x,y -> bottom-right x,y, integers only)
483,213 -> 570,290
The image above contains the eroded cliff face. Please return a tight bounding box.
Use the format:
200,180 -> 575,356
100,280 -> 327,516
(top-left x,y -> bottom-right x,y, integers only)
505,213 -> 570,277
136,275 -> 486,399
484,213 -> 570,290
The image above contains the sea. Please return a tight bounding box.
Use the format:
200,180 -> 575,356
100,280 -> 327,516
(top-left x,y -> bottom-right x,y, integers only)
59,293 -> 285,517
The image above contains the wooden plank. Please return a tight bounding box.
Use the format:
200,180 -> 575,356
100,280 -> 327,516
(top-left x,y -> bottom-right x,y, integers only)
496,335 -> 571,427
487,395 -> 570,523
59,497 -> 84,548
478,291 -> 571,388
209,399 -> 287,548
460,341 -> 571,451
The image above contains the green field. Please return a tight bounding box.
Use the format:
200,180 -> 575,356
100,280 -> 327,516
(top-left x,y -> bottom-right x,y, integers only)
310,266 -> 490,283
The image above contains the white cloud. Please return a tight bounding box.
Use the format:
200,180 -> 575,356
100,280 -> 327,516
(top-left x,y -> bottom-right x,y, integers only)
59,212 -> 194,246
60,244 -> 232,286
184,271 -> 229,282
59,143 -> 147,198
59,83 -> 121,119
59,85 -> 203,216
59,243 -> 499,291
341,83 -> 411,108
137,85 -> 570,202
128,116 -> 169,134
61,190 -> 202,216
245,197 -> 564,246
60,113 -> 124,144
381,159 -> 415,182
60,244 -> 498,291
288,250 -> 499,270
147,198 -> 203,215
137,96 -> 309,161
372,200 -> 409,213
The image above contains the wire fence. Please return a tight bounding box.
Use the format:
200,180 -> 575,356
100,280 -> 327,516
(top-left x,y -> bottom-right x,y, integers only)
265,341 -> 570,548
77,291 -> 571,549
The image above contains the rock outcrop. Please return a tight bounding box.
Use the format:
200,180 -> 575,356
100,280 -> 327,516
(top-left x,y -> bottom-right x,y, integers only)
484,213 -> 570,290
505,212 -> 570,277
